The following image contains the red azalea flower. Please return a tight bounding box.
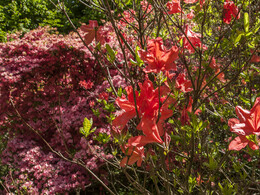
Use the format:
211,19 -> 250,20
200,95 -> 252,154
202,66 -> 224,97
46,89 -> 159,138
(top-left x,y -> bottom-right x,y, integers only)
215,68 -> 226,83
209,57 -> 217,69
113,80 -> 173,144
79,80 -> 93,90
250,50 -> 260,63
166,0 -> 182,14
228,97 -> 260,150
182,26 -> 206,53
120,143 -> 145,167
187,10 -> 195,19
223,0 -> 240,24
99,92 -> 109,101
175,73 -> 193,93
250,55 -> 260,63
209,58 -> 226,82
80,20 -> 103,45
139,37 -> 179,73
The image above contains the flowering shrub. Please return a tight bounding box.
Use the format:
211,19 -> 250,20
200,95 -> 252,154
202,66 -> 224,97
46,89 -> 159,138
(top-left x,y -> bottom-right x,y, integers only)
1,0 -> 260,194
0,26 -> 122,193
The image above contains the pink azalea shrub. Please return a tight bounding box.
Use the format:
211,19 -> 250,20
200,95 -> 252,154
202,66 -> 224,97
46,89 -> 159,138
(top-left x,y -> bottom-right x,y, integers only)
0,26 -> 123,193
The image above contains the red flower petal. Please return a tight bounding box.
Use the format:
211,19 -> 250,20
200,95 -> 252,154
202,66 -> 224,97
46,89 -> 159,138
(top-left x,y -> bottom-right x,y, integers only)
228,136 -> 248,151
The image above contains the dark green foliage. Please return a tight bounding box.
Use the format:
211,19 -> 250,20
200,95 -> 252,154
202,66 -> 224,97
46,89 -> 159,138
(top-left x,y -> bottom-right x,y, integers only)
0,0 -> 105,42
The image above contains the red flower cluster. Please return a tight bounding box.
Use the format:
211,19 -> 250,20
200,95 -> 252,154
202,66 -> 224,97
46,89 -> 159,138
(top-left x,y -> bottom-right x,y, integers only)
139,37 -> 179,73
209,58 -> 226,83
182,26 -> 207,53
80,20 -> 107,45
228,97 -> 260,150
175,73 -> 193,93
223,0 -> 240,24
166,0 -> 182,14
113,80 -> 174,166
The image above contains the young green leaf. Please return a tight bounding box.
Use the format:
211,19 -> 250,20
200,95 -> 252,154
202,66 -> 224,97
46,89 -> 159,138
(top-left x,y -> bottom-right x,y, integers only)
244,12 -> 249,33
106,44 -> 116,62
80,117 -> 96,138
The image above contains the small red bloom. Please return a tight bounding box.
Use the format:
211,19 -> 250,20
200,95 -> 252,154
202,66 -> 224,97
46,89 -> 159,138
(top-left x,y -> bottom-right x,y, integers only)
175,73 -> 193,93
228,97 -> 260,150
166,0 -> 182,14
120,143 -> 145,167
209,57 -> 217,69
223,0 -> 240,24
250,50 -> 260,63
80,20 -> 101,45
180,97 -> 201,125
182,26 -> 206,53
187,10 -> 195,19
99,92 -> 109,101
215,68 -> 226,83
200,0 -> 205,7
139,37 -> 179,73
79,80 -> 93,90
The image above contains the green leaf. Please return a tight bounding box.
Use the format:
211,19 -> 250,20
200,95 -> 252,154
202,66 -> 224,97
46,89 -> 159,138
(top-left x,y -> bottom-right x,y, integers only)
234,33 -> 244,45
106,44 -> 116,62
95,133 -> 111,144
239,95 -> 250,106
135,46 -> 143,67
252,19 -> 260,33
130,58 -> 138,65
117,87 -> 123,97
244,12 -> 249,32
80,117 -> 96,138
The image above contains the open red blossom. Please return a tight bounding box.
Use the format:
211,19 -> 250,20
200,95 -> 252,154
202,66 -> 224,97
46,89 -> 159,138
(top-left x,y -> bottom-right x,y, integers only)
187,10 -> 195,19
139,37 -> 179,73
228,97 -> 260,150
80,20 -> 103,45
166,0 -> 182,14
182,26 -> 206,53
209,58 -> 226,82
175,73 -> 193,93
120,143 -> 145,167
209,57 -> 217,69
113,80 -> 174,144
223,0 -> 240,24
215,69 -> 226,83
250,50 -> 260,63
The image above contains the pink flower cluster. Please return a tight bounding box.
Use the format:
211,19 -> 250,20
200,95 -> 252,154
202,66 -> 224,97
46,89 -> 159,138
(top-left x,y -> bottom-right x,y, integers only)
0,26 -> 121,193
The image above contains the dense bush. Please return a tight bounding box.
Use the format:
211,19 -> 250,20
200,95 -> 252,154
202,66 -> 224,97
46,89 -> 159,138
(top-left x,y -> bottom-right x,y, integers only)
0,25 -> 126,193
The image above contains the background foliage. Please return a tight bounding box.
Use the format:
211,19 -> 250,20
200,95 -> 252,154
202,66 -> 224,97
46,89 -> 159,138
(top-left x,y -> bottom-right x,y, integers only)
0,0 -> 106,42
